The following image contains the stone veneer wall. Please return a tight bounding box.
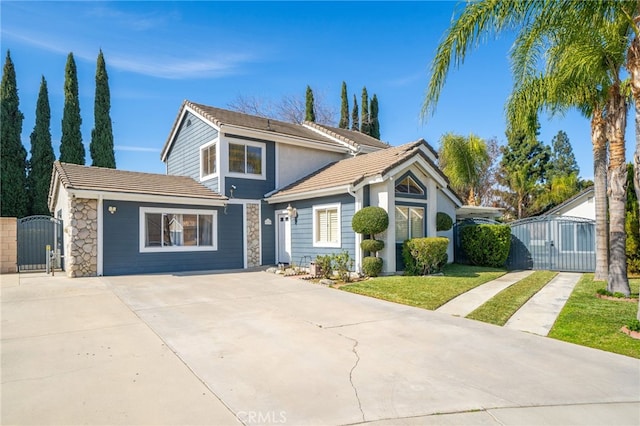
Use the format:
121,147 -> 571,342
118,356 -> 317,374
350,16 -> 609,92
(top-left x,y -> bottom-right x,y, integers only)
246,203 -> 260,267
0,217 -> 17,274
66,198 -> 98,277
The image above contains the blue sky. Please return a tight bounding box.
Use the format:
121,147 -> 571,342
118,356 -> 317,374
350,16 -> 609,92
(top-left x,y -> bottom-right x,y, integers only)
1,1 -> 635,179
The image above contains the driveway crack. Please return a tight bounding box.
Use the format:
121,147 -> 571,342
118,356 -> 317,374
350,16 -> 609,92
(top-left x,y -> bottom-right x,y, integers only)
339,333 -> 365,422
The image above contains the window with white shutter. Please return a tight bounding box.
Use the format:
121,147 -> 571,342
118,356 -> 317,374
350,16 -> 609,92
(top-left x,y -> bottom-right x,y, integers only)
313,203 -> 341,247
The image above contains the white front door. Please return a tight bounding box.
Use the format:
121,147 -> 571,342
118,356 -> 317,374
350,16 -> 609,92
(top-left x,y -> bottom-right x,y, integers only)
277,213 -> 291,264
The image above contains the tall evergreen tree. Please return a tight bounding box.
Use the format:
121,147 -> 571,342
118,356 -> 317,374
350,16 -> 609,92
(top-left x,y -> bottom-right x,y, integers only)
304,85 -> 315,122
339,81 -> 349,129
60,52 -> 84,164
0,50 -> 28,218
548,130 -> 578,178
360,87 -> 370,135
370,94 -> 380,139
90,50 -> 115,168
351,95 -> 359,131
27,76 -> 55,216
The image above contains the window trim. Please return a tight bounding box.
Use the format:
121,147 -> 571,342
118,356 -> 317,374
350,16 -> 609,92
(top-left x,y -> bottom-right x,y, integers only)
139,207 -> 218,253
199,139 -> 218,181
226,139 -> 266,180
559,222 -> 594,254
395,205 -> 426,243
312,203 -> 341,248
395,171 -> 427,200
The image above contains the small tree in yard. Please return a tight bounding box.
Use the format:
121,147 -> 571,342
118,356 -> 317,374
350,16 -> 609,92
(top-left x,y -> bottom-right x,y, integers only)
352,206 -> 389,276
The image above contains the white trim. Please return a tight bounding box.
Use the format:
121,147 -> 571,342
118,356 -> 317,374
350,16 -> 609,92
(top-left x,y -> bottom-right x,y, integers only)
242,204 -> 248,268
266,185 -> 352,204
275,210 -> 292,264
161,105 -> 222,162
302,123 -> 359,154
559,222 -> 595,254
138,207 -> 218,253
199,138 -> 219,182
226,138 -> 267,180
312,203 -> 341,248
348,187 -> 362,273
68,189 -> 226,207
97,195 -> 103,276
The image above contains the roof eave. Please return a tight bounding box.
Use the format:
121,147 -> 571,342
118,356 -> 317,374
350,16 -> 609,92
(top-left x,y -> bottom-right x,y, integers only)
67,188 -> 228,207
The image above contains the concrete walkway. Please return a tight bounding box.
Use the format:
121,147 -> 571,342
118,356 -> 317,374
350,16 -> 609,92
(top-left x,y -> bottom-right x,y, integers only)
436,270 -> 535,317
505,272 -> 582,336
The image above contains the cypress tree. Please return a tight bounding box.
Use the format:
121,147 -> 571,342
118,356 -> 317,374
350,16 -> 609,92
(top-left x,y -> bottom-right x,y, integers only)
0,50 -> 28,218
305,85 -> 316,122
360,87 -> 370,135
339,81 -> 349,129
548,130 -> 578,178
90,50 -> 115,168
27,76 -> 55,216
370,94 -> 380,139
351,95 -> 359,131
60,52 -> 85,164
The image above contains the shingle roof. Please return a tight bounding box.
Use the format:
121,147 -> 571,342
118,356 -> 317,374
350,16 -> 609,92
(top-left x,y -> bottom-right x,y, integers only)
268,139 -> 451,199
303,121 -> 390,149
161,100 -> 390,160
51,162 -> 226,201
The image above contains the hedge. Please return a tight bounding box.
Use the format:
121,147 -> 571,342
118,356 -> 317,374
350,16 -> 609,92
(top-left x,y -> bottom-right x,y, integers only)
362,256 -> 383,277
402,237 -> 449,275
460,224 -> 511,268
352,206 -> 389,237
436,212 -> 453,231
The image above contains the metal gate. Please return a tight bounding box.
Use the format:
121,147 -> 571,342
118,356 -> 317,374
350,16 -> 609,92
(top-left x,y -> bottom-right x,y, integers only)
454,216 -> 595,273
17,215 -> 63,272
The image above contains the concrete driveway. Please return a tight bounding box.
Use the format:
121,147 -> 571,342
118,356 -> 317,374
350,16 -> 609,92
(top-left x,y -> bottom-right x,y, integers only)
2,271 -> 639,425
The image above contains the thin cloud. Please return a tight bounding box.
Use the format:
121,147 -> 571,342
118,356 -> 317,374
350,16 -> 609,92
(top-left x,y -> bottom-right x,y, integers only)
388,70 -> 425,87
85,5 -> 177,32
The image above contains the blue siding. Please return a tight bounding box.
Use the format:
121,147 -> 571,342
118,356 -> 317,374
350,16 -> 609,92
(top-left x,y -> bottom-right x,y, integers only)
261,202 -> 276,265
102,200 -> 243,275
225,135 -> 276,199
166,112 -> 219,192
274,194 -> 356,266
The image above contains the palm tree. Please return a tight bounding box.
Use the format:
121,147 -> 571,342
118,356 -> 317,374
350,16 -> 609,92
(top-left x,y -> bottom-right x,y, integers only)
423,0 -> 633,294
438,133 -> 490,206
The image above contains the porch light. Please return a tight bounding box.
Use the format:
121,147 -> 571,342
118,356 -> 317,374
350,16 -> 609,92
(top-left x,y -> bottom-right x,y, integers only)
286,204 -> 297,218
108,206 -> 117,214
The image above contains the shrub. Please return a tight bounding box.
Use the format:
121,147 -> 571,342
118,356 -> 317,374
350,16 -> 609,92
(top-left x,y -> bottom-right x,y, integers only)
315,254 -> 333,279
401,241 -> 420,276
436,212 -> 453,232
352,206 -> 389,237
360,239 -> 384,253
362,256 -> 383,277
627,319 -> 640,332
461,224 -> 511,268
403,237 -> 449,275
332,250 -> 354,282
597,288 -> 612,296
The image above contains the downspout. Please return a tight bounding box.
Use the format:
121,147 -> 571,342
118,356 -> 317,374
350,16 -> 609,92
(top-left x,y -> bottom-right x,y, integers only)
347,185 -> 362,274
97,194 -> 103,276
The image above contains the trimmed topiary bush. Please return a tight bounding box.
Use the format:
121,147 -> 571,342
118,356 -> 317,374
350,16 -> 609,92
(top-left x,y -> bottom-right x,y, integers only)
352,206 -> 389,237
436,212 -> 453,232
360,239 -> 384,253
362,256 -> 383,277
460,224 -> 511,268
403,237 -> 449,275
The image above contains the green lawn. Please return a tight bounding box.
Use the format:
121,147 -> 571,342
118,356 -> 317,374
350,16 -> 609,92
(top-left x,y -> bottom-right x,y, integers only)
341,263 -> 506,310
548,274 -> 640,359
466,271 -> 558,325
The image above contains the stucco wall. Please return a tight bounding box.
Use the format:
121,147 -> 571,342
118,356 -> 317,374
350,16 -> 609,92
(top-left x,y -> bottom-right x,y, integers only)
0,217 -> 17,274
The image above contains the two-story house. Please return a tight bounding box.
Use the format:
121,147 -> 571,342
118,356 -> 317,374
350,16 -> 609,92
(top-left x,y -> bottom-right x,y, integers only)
49,100 -> 461,277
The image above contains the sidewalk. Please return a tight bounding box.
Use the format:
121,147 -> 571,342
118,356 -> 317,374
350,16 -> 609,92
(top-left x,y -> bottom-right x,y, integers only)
505,272 -> 582,336
436,270 -> 535,317
436,270 -> 582,337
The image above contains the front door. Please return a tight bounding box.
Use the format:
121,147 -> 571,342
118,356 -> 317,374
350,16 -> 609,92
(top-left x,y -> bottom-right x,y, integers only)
277,213 -> 291,264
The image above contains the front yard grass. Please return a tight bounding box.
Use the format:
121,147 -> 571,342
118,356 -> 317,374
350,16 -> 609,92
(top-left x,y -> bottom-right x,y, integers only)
341,263 -> 506,310
548,274 -> 640,359
466,271 -> 558,326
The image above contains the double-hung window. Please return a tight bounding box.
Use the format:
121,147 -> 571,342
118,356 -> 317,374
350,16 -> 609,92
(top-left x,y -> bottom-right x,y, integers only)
200,141 -> 217,180
140,207 -> 217,252
228,140 -> 265,178
313,203 -> 341,247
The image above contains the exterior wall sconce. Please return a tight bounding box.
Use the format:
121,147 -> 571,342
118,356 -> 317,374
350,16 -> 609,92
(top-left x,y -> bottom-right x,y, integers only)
108,206 -> 117,214
286,203 -> 297,220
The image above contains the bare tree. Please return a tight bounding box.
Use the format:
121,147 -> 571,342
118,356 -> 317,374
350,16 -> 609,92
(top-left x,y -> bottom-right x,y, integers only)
228,90 -> 336,125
